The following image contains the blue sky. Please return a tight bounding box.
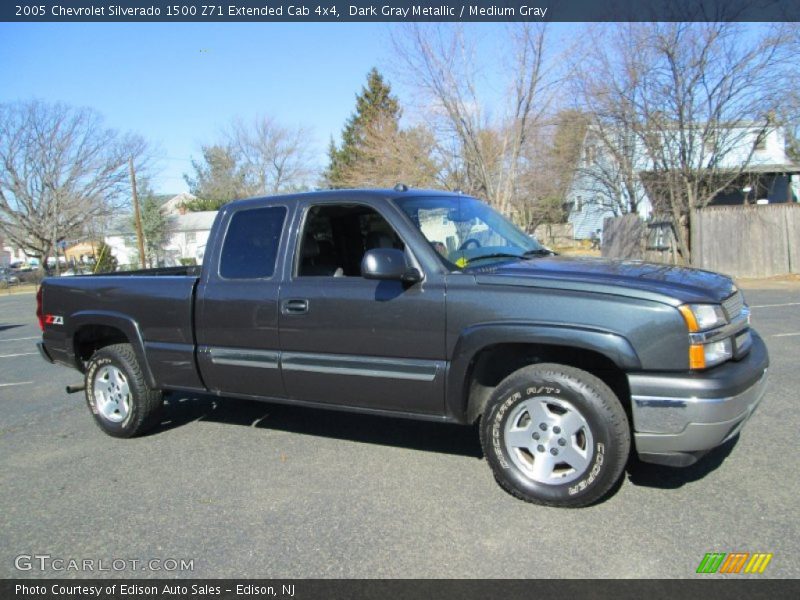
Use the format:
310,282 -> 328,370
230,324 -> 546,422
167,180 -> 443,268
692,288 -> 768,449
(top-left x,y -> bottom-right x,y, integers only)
2,22 -> 562,194
0,22 -> 779,195
0,22 -> 428,193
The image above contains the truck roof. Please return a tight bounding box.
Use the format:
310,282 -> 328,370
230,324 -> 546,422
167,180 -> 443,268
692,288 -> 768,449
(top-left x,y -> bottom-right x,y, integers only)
224,188 -> 466,210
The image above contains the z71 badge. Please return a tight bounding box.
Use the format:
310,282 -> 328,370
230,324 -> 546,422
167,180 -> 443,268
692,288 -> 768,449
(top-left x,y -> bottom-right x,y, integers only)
44,315 -> 64,325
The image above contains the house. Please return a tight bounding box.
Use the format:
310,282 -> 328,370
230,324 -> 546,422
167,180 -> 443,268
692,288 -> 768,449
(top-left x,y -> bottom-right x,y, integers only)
163,210 -> 217,265
1,241 -> 33,267
64,241 -> 101,265
104,205 -> 217,268
160,192 -> 197,216
566,124 -> 800,240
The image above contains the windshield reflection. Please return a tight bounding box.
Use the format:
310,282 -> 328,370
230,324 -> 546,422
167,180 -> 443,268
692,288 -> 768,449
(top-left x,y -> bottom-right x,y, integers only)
394,195 -> 545,269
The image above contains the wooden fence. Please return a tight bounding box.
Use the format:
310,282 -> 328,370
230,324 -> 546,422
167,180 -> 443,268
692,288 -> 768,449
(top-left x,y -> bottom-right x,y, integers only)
691,204 -> 800,278
601,214 -> 644,260
602,204 -> 800,278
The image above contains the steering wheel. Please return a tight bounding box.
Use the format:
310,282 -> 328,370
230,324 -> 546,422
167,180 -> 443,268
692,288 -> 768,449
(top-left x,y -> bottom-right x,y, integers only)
459,238 -> 482,251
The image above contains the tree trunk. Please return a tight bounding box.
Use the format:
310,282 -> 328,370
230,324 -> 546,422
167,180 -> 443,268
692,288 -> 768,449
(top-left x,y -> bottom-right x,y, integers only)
687,208 -> 698,267
669,204 -> 691,266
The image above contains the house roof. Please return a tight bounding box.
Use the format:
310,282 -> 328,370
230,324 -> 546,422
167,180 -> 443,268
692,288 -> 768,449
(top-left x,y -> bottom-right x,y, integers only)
160,192 -> 197,215
733,162 -> 800,174
638,162 -> 800,177
169,211 -> 217,231
105,211 -> 217,236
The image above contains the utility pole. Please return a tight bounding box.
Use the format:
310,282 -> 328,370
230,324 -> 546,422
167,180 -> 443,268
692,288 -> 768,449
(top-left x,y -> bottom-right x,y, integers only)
129,157 -> 147,269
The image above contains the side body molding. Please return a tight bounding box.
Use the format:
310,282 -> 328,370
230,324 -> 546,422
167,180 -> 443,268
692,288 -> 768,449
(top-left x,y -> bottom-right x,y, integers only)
445,322 -> 642,423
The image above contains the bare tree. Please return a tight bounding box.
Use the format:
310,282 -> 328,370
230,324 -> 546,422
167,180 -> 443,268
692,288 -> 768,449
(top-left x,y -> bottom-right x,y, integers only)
574,22 -> 799,262
568,37 -> 647,218
393,23 -> 560,219
776,89 -> 800,163
0,100 -> 148,271
227,116 -> 314,194
515,110 -> 590,232
185,116 -> 315,211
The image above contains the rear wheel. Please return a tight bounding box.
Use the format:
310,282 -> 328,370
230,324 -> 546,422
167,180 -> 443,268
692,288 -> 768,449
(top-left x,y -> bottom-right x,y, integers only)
84,343 -> 163,438
480,363 -> 630,507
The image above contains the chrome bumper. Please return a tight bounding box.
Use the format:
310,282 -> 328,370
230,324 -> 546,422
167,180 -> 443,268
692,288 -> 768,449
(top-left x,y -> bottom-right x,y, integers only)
629,332 -> 769,466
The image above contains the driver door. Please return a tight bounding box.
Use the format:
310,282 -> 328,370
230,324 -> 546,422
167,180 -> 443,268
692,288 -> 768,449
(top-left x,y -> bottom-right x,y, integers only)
278,200 -> 447,416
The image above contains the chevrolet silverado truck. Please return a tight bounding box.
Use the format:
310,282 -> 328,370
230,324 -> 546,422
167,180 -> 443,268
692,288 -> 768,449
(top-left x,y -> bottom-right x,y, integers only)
36,189 -> 769,507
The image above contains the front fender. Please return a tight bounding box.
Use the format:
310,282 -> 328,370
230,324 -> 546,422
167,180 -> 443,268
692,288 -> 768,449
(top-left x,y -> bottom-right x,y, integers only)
445,322 -> 641,423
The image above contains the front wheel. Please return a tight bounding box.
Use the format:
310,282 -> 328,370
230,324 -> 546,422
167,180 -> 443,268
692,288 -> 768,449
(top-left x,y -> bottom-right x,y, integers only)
84,343 -> 163,438
480,363 -> 630,507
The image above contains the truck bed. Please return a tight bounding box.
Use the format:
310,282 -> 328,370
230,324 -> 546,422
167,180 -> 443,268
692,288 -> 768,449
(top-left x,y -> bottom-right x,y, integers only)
40,270 -> 204,391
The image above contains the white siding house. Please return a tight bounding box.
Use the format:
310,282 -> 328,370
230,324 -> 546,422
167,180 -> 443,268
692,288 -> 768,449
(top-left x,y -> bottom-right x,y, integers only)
566,125 -> 799,240
105,210 -> 217,267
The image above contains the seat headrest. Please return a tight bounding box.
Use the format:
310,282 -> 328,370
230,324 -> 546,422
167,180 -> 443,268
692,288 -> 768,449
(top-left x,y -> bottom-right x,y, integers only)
366,232 -> 393,249
302,234 -> 320,259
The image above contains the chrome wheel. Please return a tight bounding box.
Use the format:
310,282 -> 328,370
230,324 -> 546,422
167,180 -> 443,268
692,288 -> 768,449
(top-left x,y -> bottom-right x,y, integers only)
93,365 -> 131,423
503,396 -> 594,484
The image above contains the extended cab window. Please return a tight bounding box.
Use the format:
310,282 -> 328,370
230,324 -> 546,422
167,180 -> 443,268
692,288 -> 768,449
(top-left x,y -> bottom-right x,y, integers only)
220,206 -> 286,279
297,204 -> 404,277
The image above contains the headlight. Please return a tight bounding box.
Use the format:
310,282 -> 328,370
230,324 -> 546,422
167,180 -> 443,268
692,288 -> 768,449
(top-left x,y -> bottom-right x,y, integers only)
678,304 -> 726,332
689,338 -> 733,369
679,304 -> 731,369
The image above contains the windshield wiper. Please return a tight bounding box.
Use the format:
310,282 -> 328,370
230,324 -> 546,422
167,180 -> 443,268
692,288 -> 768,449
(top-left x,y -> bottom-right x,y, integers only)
464,248 -> 555,266
521,248 -> 556,258
464,253 -> 524,265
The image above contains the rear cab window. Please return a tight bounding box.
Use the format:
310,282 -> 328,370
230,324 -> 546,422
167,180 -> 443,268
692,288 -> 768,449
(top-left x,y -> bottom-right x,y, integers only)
219,206 -> 287,279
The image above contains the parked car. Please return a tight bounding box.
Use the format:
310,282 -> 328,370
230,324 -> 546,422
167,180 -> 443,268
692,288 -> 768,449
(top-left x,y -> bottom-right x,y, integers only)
8,264 -> 41,284
0,267 -> 20,286
36,188 -> 768,507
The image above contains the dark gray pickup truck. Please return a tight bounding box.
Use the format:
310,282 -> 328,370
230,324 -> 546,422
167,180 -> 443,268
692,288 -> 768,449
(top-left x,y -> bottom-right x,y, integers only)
37,188 -> 768,507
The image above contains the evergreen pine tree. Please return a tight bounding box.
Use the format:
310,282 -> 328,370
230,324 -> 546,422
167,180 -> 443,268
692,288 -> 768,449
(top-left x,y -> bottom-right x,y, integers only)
325,68 -> 400,188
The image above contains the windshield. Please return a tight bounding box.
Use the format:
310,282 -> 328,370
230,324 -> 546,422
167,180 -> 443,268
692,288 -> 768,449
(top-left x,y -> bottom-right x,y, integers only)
394,195 -> 545,269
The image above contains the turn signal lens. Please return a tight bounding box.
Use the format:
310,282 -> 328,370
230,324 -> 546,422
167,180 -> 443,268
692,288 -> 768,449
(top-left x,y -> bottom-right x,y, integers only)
689,344 -> 706,369
679,305 -> 699,332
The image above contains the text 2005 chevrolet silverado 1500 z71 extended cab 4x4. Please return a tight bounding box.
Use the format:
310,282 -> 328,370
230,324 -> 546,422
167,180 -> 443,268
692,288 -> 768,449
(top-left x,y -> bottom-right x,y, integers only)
37,189 -> 769,507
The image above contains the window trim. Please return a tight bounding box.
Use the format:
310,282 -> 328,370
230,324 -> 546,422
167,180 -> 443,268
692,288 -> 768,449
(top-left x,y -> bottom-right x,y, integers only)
217,204 -> 288,281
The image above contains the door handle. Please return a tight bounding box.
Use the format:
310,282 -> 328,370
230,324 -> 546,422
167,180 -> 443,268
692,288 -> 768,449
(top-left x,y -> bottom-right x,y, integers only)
283,299 -> 309,314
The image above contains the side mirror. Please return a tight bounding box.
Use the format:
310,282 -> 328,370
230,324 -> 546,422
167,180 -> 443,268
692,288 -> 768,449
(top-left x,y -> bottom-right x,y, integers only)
361,249 -> 422,284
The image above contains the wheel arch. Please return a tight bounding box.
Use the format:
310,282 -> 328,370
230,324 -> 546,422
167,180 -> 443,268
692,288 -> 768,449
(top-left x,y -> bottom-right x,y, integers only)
68,311 -> 157,388
445,324 -> 640,424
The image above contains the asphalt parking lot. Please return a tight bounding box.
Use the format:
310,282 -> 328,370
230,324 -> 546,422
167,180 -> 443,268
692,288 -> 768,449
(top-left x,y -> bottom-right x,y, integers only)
1,285 -> 798,579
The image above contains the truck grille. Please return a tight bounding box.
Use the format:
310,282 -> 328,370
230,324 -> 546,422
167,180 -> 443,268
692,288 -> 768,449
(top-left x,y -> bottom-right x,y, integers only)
722,290 -> 744,321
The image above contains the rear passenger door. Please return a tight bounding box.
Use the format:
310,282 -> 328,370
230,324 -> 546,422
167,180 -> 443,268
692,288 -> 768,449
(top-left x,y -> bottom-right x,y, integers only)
278,200 -> 447,416
195,202 -> 289,399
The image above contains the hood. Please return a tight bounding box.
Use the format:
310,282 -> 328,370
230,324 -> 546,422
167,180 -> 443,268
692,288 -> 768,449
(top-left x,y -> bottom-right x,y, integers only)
470,256 -> 735,304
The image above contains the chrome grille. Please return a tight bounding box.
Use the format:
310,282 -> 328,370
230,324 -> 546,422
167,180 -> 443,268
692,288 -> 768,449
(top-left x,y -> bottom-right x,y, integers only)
722,291 -> 744,321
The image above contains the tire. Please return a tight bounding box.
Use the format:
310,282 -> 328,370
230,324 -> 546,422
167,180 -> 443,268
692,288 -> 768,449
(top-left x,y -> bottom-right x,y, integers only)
480,363 -> 630,507
84,343 -> 163,438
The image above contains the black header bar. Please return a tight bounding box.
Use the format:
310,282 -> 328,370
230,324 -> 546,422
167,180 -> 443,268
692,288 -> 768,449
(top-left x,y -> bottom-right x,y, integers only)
3,579 -> 800,600
3,1 -> 799,22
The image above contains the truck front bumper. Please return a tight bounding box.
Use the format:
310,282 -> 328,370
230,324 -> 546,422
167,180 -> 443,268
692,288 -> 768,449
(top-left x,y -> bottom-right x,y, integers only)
629,332 -> 769,467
